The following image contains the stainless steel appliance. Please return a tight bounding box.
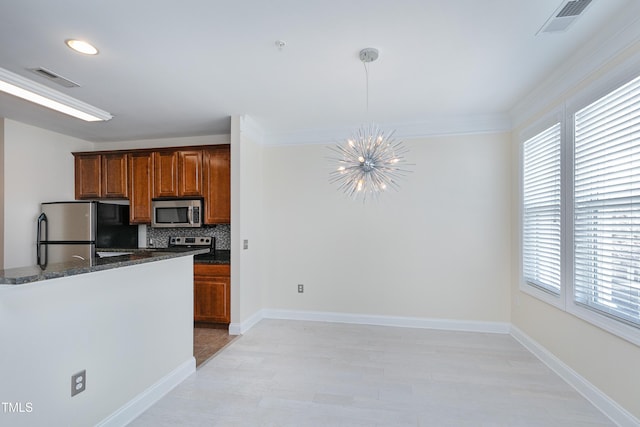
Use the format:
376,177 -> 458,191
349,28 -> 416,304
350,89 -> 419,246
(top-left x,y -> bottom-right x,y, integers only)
36,201 -> 138,267
168,235 -> 213,250
152,199 -> 203,228
168,235 -> 215,260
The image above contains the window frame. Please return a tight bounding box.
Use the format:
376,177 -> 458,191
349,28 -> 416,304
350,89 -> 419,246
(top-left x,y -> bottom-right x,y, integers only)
519,109 -> 566,311
565,71 -> 640,346
520,66 -> 640,346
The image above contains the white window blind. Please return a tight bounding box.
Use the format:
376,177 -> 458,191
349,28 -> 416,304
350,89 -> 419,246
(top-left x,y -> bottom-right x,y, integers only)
523,123 -> 562,294
574,74 -> 640,327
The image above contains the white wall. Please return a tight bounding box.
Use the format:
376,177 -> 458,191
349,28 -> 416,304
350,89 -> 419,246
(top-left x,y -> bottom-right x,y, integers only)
0,256 -> 194,427
262,132 -> 512,323
3,120 -> 93,268
230,116 -> 264,329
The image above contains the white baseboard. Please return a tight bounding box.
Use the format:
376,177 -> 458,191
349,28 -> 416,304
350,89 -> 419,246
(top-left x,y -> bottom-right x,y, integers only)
510,326 -> 640,427
261,308 -> 511,334
96,357 -> 196,427
229,308 -> 510,335
228,322 -> 241,335
229,309 -> 265,335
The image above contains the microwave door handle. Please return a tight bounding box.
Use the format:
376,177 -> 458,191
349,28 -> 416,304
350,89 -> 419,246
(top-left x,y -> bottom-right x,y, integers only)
187,206 -> 193,225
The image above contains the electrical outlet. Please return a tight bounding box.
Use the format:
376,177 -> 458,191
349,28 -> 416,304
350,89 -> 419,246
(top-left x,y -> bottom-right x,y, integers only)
243,239 -> 249,250
298,284 -> 304,293
71,370 -> 86,397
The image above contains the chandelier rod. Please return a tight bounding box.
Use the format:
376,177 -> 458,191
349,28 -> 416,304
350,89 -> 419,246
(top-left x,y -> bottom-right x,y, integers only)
359,47 -> 378,120
364,61 -> 370,116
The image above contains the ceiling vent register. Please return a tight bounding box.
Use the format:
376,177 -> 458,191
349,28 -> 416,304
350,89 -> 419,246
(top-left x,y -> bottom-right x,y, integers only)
538,0 -> 593,34
29,67 -> 80,88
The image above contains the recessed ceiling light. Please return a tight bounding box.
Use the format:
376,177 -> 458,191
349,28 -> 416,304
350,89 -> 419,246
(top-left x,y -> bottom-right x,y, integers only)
65,39 -> 99,55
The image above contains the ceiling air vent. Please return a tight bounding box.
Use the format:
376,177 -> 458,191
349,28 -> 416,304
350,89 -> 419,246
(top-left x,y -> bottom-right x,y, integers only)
537,0 -> 593,34
28,67 -> 80,88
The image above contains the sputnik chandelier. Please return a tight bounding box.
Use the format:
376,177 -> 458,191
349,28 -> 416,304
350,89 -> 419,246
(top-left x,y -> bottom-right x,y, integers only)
329,48 -> 412,202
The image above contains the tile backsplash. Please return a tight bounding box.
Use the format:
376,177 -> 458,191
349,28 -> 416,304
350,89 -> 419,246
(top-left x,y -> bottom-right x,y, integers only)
146,224 -> 230,250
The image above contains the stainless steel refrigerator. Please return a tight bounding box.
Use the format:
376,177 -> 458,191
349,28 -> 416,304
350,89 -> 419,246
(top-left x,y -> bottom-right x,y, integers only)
36,201 -> 138,267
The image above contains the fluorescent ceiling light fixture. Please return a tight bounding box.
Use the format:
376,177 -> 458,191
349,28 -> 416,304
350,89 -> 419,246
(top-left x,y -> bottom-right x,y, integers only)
65,39 -> 99,55
0,67 -> 112,122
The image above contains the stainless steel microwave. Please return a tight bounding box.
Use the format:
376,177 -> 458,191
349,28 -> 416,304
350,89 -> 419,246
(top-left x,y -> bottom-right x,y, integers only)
151,199 -> 202,228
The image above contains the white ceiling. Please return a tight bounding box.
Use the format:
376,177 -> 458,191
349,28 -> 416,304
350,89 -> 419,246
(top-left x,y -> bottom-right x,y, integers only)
0,0 -> 636,143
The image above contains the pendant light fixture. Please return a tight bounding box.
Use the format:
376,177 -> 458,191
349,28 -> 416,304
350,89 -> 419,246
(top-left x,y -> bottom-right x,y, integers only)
328,48 -> 412,202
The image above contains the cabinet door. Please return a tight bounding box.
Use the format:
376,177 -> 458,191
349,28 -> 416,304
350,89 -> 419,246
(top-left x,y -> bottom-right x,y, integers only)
101,153 -> 128,198
178,150 -> 203,197
153,151 -> 178,198
203,145 -> 231,224
128,152 -> 154,224
75,154 -> 102,199
194,264 -> 230,324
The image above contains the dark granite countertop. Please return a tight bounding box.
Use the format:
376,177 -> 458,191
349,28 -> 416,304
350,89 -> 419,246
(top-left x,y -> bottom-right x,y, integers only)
193,250 -> 230,265
0,248 -> 209,286
101,248 -> 230,264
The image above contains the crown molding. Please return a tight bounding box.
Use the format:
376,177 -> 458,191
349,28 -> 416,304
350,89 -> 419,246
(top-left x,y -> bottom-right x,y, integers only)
242,7 -> 640,147
510,3 -> 640,131
261,113 -> 512,146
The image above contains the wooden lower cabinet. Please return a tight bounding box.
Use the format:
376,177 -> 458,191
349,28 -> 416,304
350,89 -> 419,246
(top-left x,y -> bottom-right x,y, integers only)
194,263 -> 230,324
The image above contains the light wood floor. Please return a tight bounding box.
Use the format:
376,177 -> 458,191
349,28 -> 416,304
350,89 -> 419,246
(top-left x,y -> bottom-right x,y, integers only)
132,320 -> 613,426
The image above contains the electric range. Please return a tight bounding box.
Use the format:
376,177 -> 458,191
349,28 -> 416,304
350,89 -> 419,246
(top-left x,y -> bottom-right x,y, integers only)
167,236 -> 215,260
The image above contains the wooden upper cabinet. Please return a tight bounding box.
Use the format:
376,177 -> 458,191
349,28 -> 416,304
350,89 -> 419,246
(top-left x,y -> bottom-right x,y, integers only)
153,150 -> 179,198
74,144 -> 228,224
128,152 -> 154,224
203,145 -> 231,224
153,149 -> 203,198
178,150 -> 203,197
75,153 -> 128,200
101,153 -> 128,198
75,154 -> 102,199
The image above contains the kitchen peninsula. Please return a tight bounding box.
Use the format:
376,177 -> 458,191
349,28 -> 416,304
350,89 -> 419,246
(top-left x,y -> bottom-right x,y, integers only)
0,250 -> 205,427
0,248 -> 208,285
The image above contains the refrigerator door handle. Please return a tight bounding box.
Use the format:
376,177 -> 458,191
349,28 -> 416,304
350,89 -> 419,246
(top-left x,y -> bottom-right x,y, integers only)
37,212 -> 48,268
